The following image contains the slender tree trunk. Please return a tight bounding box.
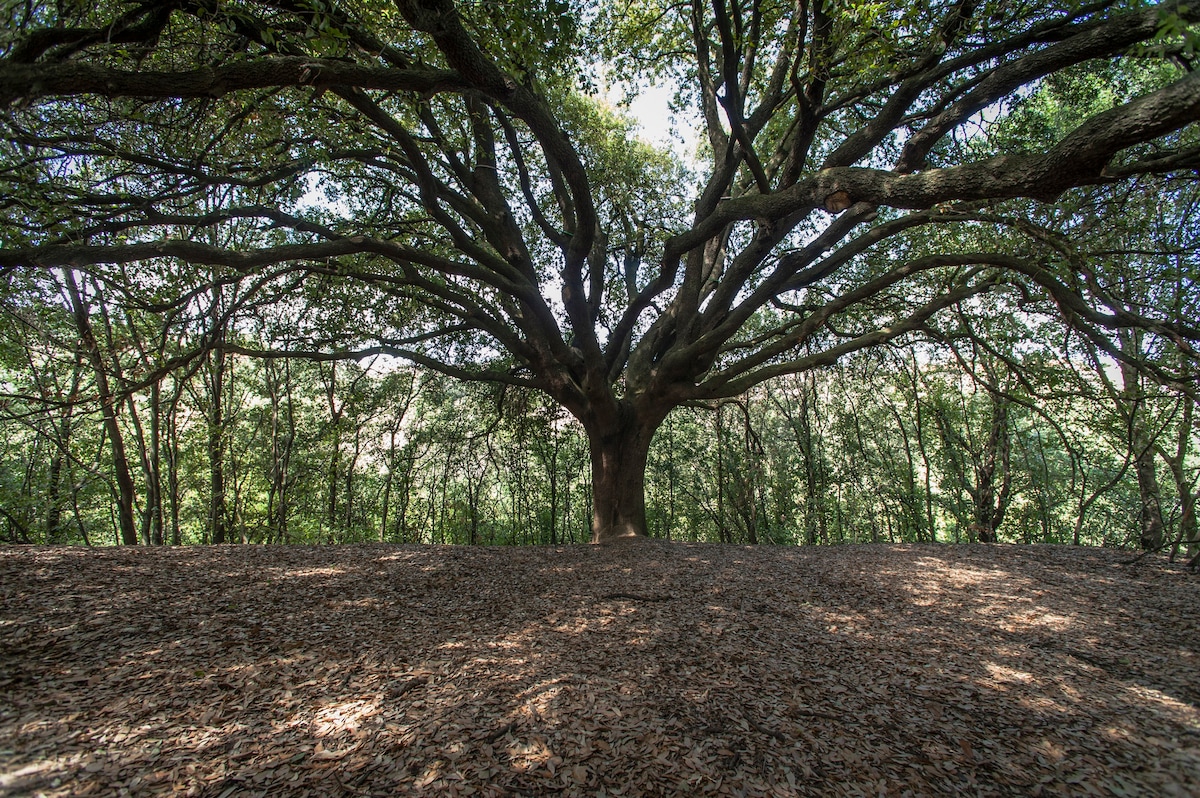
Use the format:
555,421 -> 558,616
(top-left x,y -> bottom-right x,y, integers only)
166,377 -> 184,546
1164,397 -> 1198,560
396,457 -> 414,543
715,404 -> 727,543
323,362 -> 345,543
265,356 -> 297,544
123,386 -> 153,545
540,422 -> 561,545
346,426 -> 362,536
665,413 -> 676,542
973,394 -> 1011,543
45,369 -> 80,543
207,344 -> 228,545
66,271 -> 138,546
737,396 -> 764,545
46,439 -> 65,543
1131,428 -> 1165,549
803,377 -> 828,545
327,447 -> 340,542
147,381 -> 163,545
380,425 -> 399,543
1118,348 -> 1165,550
266,361 -> 283,543
908,354 -> 937,543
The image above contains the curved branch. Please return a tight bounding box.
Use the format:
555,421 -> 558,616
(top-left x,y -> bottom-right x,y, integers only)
896,1 -> 1198,172
0,55 -> 468,105
703,270 -> 1000,397
219,342 -> 542,389
665,66 -> 1200,251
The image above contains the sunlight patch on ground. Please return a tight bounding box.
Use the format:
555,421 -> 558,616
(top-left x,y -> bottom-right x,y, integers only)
277,566 -> 349,578
332,597 -> 380,610
310,698 -> 380,737
1121,683 -> 1200,730
0,761 -> 55,791
515,678 -> 571,724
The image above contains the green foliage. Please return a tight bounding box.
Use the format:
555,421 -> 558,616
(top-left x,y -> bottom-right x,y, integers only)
1,0 -> 1198,548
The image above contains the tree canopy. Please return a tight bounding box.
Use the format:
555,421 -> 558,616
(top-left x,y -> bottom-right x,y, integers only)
1,0 -> 1198,543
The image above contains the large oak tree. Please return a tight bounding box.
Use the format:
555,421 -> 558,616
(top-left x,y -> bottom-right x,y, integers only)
2,0 -> 1198,543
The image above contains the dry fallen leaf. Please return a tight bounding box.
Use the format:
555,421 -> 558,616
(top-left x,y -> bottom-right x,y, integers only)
0,542 -> 1197,796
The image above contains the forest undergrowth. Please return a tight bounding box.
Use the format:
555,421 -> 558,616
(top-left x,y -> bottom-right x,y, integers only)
1,542 -> 1197,797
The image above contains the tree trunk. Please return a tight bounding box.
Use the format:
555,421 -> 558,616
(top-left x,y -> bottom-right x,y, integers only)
972,394 -> 1011,543
46,441 -> 65,543
207,344 -> 228,545
205,277 -> 229,546
166,377 -> 184,546
1116,332 -> 1165,550
586,415 -> 658,543
1164,396 -> 1197,561
147,380 -> 164,545
66,271 -> 138,546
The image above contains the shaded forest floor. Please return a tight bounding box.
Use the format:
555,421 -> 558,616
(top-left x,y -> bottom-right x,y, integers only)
1,542 -> 1197,797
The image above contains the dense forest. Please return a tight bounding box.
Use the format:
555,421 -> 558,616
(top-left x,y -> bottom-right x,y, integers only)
4,320 -> 1198,552
1,0 -> 1198,550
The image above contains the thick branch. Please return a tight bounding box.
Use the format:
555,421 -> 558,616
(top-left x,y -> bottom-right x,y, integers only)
897,1 -> 1200,172
665,67 -> 1200,254
0,57 -> 467,105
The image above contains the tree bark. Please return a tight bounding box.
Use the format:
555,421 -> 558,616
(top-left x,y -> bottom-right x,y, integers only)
1163,396 -> 1197,560
45,360 -> 82,544
1118,336 -> 1165,550
207,340 -> 228,545
972,394 -> 1012,543
147,381 -> 163,545
66,271 -> 138,546
165,377 -> 185,546
586,413 -> 659,543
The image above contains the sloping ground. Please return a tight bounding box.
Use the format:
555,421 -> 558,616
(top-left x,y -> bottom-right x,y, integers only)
0,542 -> 1197,797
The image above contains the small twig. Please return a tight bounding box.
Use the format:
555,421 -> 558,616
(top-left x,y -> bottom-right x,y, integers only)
1122,539 -> 1174,565
789,707 -> 842,722
388,674 -> 428,698
601,592 -> 673,602
742,706 -> 788,742
481,721 -> 518,743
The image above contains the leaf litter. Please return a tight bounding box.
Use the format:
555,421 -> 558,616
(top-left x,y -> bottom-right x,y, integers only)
1,541 -> 1196,797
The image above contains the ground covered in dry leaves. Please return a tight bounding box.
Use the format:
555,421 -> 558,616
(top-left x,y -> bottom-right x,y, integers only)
1,542 -> 1197,797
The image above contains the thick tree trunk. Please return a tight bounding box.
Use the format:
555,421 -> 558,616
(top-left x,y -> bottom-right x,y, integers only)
587,417 -> 658,543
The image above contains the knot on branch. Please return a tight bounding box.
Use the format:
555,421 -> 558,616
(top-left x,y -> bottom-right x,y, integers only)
824,190 -> 852,213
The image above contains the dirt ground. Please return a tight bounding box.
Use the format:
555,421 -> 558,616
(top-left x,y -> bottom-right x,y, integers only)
1,541 -> 1197,797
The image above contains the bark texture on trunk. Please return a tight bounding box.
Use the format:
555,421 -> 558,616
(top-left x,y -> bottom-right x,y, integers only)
587,417 -> 657,544
67,272 -> 138,546
1118,345 -> 1164,551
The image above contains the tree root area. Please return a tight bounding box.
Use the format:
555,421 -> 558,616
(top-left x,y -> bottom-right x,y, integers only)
1,543 -> 1196,796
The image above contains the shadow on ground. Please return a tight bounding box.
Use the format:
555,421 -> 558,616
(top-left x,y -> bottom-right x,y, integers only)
1,542 -> 1197,796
